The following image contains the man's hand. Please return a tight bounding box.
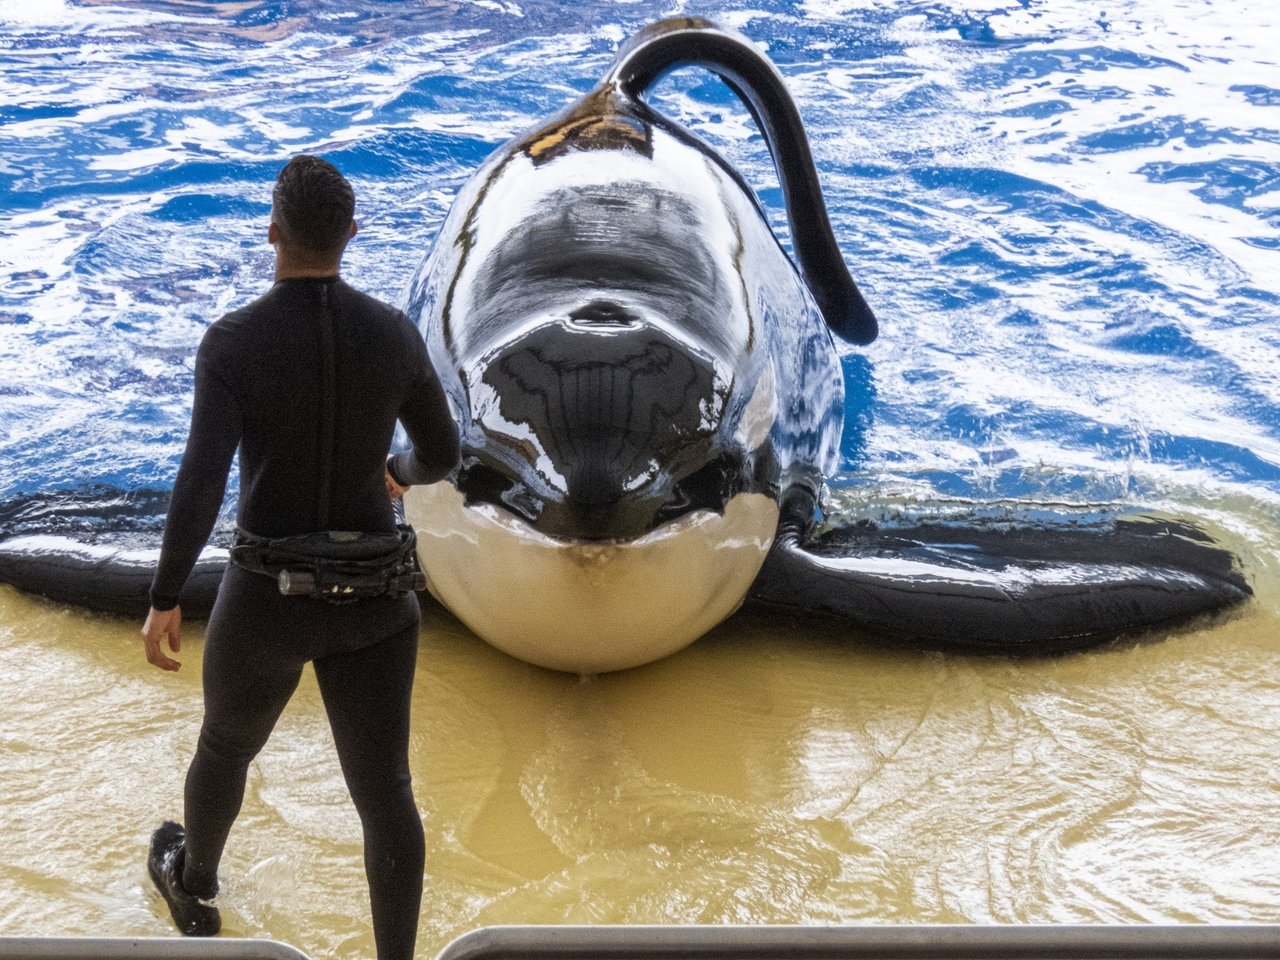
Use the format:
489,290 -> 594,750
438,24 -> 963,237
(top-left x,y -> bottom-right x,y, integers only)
142,606 -> 183,672
385,465 -> 409,501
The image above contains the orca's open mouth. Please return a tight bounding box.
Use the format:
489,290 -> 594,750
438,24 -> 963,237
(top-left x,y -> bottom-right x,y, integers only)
456,313 -> 776,541
454,448 -> 768,542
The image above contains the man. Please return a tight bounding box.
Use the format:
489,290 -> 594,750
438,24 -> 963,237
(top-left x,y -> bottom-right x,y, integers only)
141,154 -> 459,960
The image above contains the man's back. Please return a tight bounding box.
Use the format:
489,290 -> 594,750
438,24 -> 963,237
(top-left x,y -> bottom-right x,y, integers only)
150,275 -> 455,609
207,276 -> 441,537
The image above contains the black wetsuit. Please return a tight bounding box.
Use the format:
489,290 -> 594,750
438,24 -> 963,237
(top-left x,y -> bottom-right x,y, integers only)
151,276 -> 459,960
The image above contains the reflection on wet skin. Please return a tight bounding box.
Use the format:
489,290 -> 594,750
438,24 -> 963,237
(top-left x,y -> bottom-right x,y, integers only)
526,94 -> 655,166
465,319 -> 736,540
461,185 -> 731,361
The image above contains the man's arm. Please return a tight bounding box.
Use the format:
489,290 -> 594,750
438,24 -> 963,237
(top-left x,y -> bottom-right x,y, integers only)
387,339 -> 461,489
143,330 -> 241,670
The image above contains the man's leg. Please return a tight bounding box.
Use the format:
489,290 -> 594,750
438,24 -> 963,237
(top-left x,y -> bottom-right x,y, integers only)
181,572 -> 308,897
313,621 -> 423,960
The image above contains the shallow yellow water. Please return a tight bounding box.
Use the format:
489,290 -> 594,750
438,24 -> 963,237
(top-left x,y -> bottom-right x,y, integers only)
1,502 -> 1278,959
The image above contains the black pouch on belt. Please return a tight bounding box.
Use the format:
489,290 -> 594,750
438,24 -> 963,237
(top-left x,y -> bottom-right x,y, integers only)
230,524 -> 426,604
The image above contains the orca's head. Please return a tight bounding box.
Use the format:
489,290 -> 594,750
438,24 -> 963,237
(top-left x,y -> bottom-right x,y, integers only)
405,296 -> 783,673
455,298 -> 772,540
398,121 -> 850,672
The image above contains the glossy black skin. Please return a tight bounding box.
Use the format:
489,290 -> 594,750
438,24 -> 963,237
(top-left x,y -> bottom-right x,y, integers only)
0,488 -> 227,618
607,19 -> 876,347
753,508 -> 1251,653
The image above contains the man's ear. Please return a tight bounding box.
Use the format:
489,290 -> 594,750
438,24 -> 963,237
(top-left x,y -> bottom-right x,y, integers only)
268,221 -> 281,245
349,220 -> 358,239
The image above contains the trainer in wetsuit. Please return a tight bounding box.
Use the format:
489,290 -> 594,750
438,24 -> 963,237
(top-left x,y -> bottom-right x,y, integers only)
140,154 -> 459,960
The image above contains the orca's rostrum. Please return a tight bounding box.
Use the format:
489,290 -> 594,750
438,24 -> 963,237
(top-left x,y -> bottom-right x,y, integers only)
0,18 -> 1251,672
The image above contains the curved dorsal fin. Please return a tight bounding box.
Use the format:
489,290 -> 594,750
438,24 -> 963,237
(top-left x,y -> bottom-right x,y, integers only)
605,17 -> 877,345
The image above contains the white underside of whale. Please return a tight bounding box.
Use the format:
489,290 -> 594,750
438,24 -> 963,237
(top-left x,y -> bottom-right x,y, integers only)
404,483 -> 779,673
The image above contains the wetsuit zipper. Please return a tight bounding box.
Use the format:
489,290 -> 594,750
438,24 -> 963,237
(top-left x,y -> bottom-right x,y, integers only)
316,282 -> 337,530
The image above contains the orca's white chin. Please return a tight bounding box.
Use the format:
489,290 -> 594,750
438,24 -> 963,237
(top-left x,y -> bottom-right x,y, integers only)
403,483 -> 779,673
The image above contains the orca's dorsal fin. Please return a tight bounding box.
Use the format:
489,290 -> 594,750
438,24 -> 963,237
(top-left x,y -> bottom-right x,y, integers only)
605,17 -> 877,345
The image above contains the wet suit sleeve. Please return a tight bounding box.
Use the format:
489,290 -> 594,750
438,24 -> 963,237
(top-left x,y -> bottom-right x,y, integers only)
387,334 -> 460,487
149,331 -> 242,611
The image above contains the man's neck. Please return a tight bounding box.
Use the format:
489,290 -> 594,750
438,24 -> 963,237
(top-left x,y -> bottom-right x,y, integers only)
274,254 -> 342,281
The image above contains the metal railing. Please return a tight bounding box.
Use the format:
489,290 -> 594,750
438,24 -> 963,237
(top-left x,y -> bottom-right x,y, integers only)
0,939 -> 309,960
435,925 -> 1280,960
3,925 -> 1278,960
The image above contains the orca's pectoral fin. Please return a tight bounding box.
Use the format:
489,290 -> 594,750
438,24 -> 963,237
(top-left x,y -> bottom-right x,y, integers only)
0,487 -> 226,619
0,535 -> 226,619
748,513 -> 1252,655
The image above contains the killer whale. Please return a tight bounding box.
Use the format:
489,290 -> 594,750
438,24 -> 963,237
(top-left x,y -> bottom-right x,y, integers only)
0,18 -> 1251,671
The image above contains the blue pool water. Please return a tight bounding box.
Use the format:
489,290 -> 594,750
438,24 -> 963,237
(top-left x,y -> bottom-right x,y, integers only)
1,0 -> 1278,550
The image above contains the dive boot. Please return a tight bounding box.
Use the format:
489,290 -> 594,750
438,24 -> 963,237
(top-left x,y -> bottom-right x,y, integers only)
147,821 -> 220,936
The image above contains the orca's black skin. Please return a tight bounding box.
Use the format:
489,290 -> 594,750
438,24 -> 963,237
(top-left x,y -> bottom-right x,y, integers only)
0,488 -> 228,618
0,18 -> 1254,660
605,17 -> 878,346
749,501 -> 1252,654
0,538 -> 223,619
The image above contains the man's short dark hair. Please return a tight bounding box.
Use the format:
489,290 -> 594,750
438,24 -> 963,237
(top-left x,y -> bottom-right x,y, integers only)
271,155 -> 355,256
